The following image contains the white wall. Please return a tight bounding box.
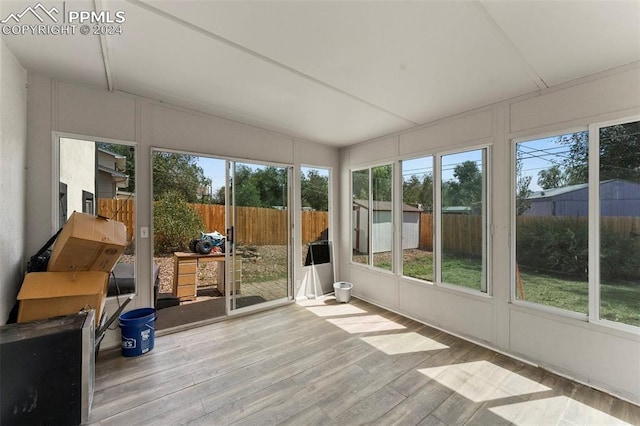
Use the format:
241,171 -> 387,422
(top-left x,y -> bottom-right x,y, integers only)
24,75 -> 340,347
59,137 -> 95,218
0,40 -> 27,323
339,64 -> 640,404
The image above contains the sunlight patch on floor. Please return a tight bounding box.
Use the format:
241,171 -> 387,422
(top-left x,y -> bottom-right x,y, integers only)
303,304 -> 368,317
360,332 -> 449,355
489,395 -> 631,426
418,360 -> 550,402
326,315 -> 406,334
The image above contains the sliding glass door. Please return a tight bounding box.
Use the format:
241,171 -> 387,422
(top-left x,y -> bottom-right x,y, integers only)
227,161 -> 292,311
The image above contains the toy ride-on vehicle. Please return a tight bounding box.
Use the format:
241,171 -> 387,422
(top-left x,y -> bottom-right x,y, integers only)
189,231 -> 226,255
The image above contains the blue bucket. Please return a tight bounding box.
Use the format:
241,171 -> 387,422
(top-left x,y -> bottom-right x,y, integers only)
119,308 -> 156,357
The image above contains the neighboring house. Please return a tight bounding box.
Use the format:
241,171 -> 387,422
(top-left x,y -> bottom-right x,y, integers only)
97,148 -> 129,199
353,200 -> 422,253
59,139 -> 129,225
524,179 -> 640,217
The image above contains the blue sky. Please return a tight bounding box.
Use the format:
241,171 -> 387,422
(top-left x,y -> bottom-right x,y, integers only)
196,157 -> 329,193
400,137 -> 573,192
197,136 -> 569,196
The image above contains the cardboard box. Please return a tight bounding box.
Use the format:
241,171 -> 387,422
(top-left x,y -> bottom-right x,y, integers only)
48,212 -> 127,272
17,271 -> 109,326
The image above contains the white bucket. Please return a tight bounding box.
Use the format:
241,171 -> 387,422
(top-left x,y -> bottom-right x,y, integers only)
333,281 -> 353,303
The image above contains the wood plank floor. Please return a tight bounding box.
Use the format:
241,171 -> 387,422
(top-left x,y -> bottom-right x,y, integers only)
91,297 -> 640,425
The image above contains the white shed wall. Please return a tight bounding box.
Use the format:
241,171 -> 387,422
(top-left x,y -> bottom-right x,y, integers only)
402,211 -> 420,250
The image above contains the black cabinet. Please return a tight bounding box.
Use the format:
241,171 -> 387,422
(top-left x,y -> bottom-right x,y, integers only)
0,311 -> 95,425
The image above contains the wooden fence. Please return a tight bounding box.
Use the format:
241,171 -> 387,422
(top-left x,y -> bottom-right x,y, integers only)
418,214 -> 482,256
100,198 -> 639,253
98,199 -> 328,245
98,198 -> 136,242
432,215 -> 639,256
419,213 -> 433,251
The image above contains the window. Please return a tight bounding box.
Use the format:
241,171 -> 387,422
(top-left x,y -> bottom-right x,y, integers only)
440,149 -> 487,292
514,119 -> 640,328
597,120 -> 639,327
514,132 -> 589,314
372,165 -> 393,270
301,167 -> 330,266
401,149 -> 488,293
58,136 -> 136,296
402,156 -> 434,282
82,190 -> 94,214
351,165 -> 394,271
352,168 -> 370,265
59,182 -> 67,229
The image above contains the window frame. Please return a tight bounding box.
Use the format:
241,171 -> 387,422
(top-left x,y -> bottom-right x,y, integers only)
350,163 -> 395,273
589,116 -> 640,333
436,146 -> 490,295
400,154 -> 435,284
398,143 -> 491,296
511,117 -> 640,332
511,127 -> 589,320
300,165 -> 332,267
52,131 -> 137,300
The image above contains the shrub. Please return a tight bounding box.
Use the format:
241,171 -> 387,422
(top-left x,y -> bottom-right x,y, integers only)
517,216 -> 640,281
517,217 -> 588,278
153,191 -> 205,255
600,231 -> 640,281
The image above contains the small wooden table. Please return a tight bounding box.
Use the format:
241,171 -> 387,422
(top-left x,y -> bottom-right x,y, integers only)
172,252 -> 226,301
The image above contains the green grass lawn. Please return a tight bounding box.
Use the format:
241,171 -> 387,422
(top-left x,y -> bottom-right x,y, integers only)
398,250 -> 639,327
518,268 -> 640,327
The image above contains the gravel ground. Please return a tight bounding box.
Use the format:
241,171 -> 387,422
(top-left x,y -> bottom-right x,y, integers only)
120,246 -> 290,294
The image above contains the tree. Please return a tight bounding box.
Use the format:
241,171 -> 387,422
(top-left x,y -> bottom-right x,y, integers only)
560,123 -> 640,184
352,169 -> 369,201
443,161 -> 482,212
537,165 -> 566,190
152,152 -> 212,202
153,190 -> 205,254
301,169 -> 329,211
515,148 -> 532,215
232,165 -> 261,207
403,175 -> 422,206
558,131 -> 589,185
403,174 -> 433,211
372,165 -> 392,202
598,122 -> 640,182
227,165 -> 289,208
254,166 -> 287,208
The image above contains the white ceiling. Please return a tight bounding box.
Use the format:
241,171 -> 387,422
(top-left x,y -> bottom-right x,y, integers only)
2,0 -> 639,146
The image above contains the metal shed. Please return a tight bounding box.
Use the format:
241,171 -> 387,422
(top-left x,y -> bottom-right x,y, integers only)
353,200 -> 422,253
525,179 -> 640,217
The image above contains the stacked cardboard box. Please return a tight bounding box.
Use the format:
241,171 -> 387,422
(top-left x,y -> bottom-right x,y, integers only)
17,212 -> 127,326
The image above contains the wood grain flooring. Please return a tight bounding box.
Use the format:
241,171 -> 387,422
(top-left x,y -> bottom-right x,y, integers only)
91,297 -> 640,425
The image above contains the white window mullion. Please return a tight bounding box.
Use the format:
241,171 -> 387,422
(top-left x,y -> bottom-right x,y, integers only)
394,161 -> 402,275
510,141 -> 517,303
369,167 -> 373,266
588,124 -> 600,324
434,154 -> 442,284
482,147 -> 490,294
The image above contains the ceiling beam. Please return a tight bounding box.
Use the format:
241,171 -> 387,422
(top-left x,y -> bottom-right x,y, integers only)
95,0 -> 114,91
473,0 -> 548,90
